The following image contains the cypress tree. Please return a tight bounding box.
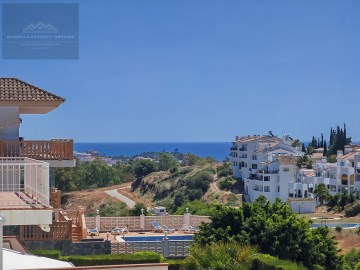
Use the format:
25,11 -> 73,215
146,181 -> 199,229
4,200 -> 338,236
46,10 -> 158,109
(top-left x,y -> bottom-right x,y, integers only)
323,140 -> 327,156
320,133 -> 324,148
302,143 -> 306,152
329,127 -> 334,146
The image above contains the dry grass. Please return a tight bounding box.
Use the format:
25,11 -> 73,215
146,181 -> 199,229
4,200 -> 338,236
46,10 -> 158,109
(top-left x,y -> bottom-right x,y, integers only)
330,230 -> 360,254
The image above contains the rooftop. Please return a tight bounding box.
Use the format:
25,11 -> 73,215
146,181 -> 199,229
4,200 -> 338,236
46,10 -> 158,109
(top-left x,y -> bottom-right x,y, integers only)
0,78 -> 64,102
0,78 -> 65,113
277,156 -> 298,165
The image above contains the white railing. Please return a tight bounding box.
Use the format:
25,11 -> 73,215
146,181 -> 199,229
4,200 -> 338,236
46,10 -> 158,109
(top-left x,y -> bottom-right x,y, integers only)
111,240 -> 191,258
0,157 -> 49,207
85,214 -> 211,232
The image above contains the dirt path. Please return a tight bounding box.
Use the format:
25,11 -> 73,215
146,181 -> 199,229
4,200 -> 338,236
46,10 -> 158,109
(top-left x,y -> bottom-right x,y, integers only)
104,189 -> 136,208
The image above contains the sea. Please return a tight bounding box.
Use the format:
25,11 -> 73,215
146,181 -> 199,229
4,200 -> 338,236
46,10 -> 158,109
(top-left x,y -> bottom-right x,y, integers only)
74,142 -> 231,161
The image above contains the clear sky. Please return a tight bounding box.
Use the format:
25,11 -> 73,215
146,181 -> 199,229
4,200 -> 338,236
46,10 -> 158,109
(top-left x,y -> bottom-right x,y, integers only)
2,0 -> 360,142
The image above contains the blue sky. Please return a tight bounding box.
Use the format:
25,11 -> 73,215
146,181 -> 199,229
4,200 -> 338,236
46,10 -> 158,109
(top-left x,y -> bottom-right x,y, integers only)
2,0 -> 360,142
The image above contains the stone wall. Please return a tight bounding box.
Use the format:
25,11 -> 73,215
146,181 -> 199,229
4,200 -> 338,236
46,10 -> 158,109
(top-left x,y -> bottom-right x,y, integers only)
23,239 -> 111,256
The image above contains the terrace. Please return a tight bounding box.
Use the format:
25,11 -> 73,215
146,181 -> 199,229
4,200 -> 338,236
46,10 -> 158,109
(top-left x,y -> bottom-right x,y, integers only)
0,139 -> 73,160
0,157 -> 50,208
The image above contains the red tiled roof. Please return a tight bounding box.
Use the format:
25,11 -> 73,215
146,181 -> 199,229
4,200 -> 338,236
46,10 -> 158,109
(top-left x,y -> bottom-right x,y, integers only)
0,78 -> 65,102
338,151 -> 360,161
277,156 -> 298,165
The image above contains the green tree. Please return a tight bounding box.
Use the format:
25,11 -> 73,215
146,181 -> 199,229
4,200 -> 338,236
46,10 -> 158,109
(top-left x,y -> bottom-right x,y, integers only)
132,159 -> 158,178
174,200 -> 219,215
296,155 -> 313,169
291,139 -> 301,148
327,154 -> 337,163
323,140 -> 327,156
182,153 -> 200,166
195,196 -> 343,270
130,203 -> 148,216
313,183 -> 330,205
157,152 -> 179,171
182,242 -> 258,270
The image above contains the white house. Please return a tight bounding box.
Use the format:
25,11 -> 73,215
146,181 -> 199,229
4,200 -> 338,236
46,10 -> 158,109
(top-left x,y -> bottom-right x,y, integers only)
230,133 -> 304,202
0,78 -> 75,267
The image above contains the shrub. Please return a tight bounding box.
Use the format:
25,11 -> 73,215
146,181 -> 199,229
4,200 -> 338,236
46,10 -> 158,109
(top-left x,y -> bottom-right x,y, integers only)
65,252 -> 162,266
335,226 -> 342,233
345,203 -> 360,217
344,249 -> 360,269
30,249 -> 60,260
188,189 -> 203,201
218,178 -> 232,190
252,254 -> 307,270
185,172 -> 212,193
164,259 -> 186,270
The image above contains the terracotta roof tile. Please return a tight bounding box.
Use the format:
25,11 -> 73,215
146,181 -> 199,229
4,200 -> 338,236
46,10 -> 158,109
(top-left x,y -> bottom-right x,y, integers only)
0,78 -> 65,102
277,156 -> 298,165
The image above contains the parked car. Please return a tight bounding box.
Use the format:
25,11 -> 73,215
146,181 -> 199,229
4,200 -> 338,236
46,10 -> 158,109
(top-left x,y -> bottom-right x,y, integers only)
87,229 -> 99,236
151,206 -> 168,216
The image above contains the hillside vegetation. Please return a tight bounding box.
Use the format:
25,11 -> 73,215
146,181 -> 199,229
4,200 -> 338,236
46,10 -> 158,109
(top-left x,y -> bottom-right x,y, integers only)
131,163 -> 243,214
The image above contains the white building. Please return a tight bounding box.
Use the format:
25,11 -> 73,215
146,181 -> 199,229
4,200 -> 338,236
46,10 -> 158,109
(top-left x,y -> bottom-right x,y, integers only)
230,133 -> 360,211
230,133 -> 304,202
0,78 -> 75,267
308,148 -> 360,195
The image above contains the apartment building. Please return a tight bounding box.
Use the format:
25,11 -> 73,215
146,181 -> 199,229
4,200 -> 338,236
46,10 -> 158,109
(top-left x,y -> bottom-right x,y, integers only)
0,78 -> 76,263
309,147 -> 360,195
230,133 -> 304,202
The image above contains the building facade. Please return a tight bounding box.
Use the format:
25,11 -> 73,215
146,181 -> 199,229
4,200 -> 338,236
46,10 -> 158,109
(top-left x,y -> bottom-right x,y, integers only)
230,133 -> 360,205
0,78 -> 75,230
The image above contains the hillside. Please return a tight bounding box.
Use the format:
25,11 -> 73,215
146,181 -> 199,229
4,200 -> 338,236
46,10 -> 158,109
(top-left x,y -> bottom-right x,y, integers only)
129,163 -> 243,213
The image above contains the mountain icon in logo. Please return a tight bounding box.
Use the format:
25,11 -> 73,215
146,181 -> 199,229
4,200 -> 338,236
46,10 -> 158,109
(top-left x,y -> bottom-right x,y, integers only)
23,22 -> 58,33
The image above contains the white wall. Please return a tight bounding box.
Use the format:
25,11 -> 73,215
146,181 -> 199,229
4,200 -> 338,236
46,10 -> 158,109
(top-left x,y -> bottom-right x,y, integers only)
279,164 -> 297,201
288,200 -> 316,214
0,106 -> 20,141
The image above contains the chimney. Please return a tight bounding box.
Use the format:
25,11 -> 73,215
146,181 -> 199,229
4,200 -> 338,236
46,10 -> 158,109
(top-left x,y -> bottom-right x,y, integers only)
321,157 -> 326,164
337,150 -> 343,157
235,136 -> 239,141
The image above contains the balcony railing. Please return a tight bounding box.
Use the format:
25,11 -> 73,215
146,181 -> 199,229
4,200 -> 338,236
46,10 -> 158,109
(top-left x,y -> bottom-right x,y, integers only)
0,139 -> 73,160
0,157 -> 50,208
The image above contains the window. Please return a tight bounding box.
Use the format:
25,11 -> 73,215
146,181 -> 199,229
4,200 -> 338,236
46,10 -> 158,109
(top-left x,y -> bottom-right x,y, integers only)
283,167 -> 289,172
277,186 -> 280,192
252,154 -> 257,160
264,186 -> 270,192
252,164 -> 257,170
264,176 -> 270,181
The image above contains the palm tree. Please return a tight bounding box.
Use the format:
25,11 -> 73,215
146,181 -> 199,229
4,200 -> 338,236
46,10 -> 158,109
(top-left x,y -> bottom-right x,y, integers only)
182,242 -> 258,270
313,183 -> 330,205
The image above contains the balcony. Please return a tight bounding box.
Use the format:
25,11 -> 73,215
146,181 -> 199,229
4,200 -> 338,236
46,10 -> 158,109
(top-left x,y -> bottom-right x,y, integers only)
0,139 -> 73,160
0,157 -> 50,208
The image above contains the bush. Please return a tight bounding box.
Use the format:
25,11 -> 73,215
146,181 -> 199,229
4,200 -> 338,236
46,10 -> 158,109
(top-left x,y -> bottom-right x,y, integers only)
185,172 -> 212,193
252,254 -> 307,270
344,249 -> 360,269
335,226 -> 342,233
65,252 -> 161,266
218,178 -> 232,190
345,203 -> 360,217
164,259 -> 186,270
30,249 -> 60,260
